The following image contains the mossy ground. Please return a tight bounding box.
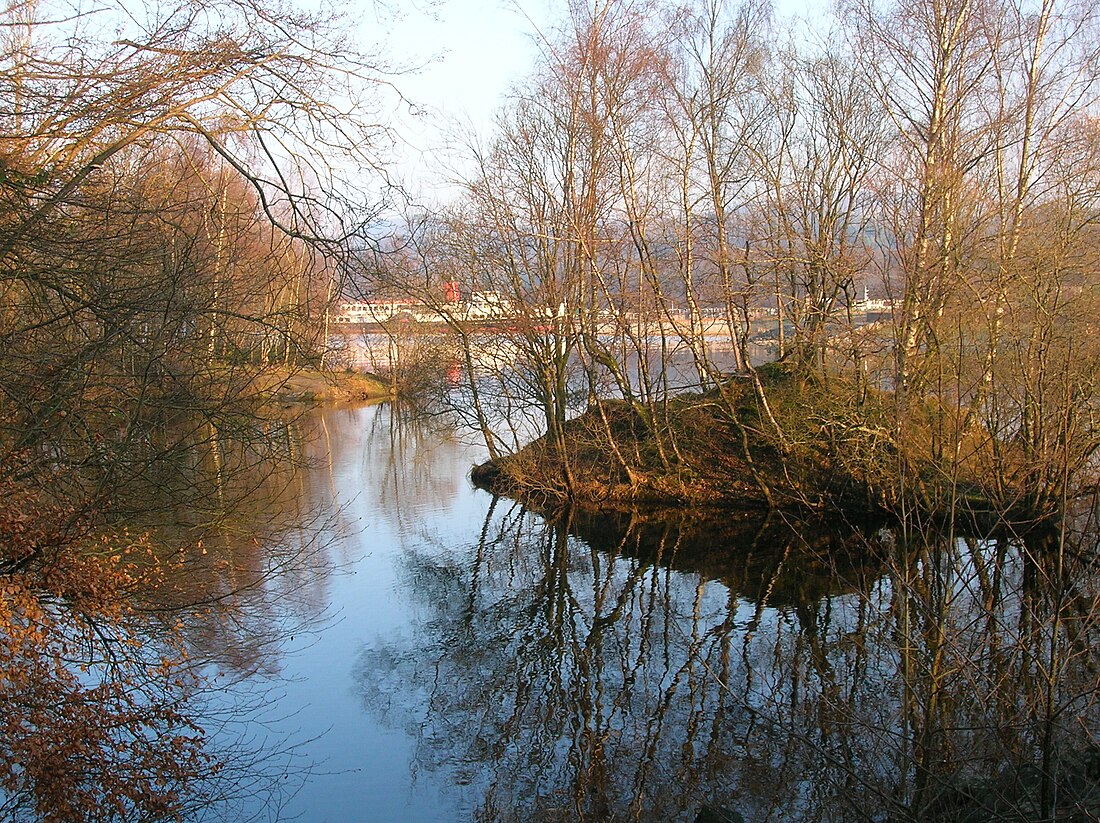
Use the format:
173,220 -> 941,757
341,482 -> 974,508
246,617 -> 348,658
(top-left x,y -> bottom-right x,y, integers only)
472,362 -> 1019,525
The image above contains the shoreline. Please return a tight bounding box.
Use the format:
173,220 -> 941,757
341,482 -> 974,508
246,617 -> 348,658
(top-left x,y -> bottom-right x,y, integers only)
259,366 -> 395,406
468,366 -> 1054,535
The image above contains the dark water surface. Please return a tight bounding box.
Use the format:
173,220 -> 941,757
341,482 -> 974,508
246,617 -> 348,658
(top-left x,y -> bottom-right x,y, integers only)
217,403 -> 1100,823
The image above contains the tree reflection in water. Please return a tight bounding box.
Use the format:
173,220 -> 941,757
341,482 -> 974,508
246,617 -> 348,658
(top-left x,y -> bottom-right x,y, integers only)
129,411 -> 369,818
356,500 -> 1100,822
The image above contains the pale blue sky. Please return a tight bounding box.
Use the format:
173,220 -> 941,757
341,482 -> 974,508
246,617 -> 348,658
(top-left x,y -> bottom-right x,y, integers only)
387,0 -> 555,123
368,0 -> 829,198
367,0 -> 557,198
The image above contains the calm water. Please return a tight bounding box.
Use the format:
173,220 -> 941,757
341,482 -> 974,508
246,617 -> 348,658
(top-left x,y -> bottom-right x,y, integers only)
202,402 -> 1100,823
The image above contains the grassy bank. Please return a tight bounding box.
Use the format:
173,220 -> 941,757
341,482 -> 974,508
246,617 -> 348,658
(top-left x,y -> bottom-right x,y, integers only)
471,362 -> 1037,527
258,367 -> 394,406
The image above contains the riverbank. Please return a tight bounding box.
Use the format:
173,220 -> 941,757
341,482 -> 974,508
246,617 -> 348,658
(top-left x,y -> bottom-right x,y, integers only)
259,366 -> 394,406
470,362 -> 1033,527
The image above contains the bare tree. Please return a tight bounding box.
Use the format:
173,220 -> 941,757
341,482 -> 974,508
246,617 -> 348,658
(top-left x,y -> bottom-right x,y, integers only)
0,0 -> 403,816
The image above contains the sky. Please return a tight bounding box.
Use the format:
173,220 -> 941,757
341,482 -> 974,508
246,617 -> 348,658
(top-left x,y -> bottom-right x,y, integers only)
364,0 -> 559,200
386,0 -> 556,124
362,0 -> 830,200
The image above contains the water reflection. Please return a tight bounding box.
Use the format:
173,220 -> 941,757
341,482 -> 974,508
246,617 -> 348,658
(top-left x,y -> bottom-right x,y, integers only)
153,403 -> 1100,821
0,404 -> 369,822
115,412 -> 361,820
149,420 -> 341,677
356,492 -> 1100,822
188,402 -> 495,822
152,403 -> 470,678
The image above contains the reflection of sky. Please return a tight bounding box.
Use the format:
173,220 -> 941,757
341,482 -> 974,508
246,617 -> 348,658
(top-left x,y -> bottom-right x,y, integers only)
228,403 -> 862,821
240,403 -> 830,821
221,402 -> 1100,823
230,403 -> 492,822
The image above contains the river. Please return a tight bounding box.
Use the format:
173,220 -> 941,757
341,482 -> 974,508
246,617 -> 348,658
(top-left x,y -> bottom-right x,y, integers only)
204,401 -> 1100,823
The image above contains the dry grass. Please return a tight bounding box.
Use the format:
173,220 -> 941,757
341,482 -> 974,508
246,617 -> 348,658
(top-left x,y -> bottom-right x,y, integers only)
256,366 -> 393,405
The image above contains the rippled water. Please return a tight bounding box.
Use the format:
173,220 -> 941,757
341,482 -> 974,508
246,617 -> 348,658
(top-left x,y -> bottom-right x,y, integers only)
213,402 -> 1100,823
